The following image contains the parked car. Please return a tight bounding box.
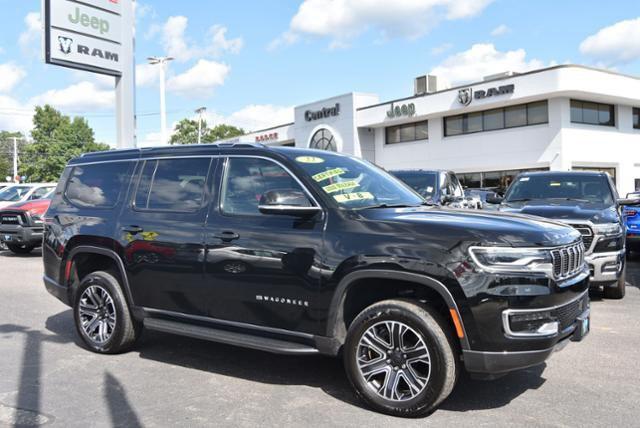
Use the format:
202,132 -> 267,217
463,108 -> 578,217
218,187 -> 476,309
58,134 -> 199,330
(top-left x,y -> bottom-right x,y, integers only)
624,192 -> 640,256
391,169 -> 481,208
0,196 -> 51,254
43,145 -> 591,417
464,187 -> 502,210
0,183 -> 57,209
489,171 -> 640,299
0,183 -> 13,191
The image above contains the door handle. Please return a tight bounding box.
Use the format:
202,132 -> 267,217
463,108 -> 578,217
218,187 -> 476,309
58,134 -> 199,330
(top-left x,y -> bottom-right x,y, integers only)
123,225 -> 144,235
213,231 -> 240,242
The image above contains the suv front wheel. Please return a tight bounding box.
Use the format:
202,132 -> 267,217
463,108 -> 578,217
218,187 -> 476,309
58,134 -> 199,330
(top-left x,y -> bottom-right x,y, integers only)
73,270 -> 140,353
343,299 -> 459,417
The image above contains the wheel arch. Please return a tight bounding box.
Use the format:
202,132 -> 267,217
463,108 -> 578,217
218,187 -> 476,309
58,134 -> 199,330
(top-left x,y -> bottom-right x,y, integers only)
326,270 -> 470,350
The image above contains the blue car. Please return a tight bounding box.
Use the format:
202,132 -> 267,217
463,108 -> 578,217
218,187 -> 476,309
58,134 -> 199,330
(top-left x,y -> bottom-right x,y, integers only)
625,192 -> 640,256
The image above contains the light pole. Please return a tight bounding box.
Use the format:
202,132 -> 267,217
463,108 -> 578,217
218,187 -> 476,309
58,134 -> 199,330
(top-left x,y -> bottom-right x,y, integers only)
195,107 -> 207,144
147,56 -> 174,145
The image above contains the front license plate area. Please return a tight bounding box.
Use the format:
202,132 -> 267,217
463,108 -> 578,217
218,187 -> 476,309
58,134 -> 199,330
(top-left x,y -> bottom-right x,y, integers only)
572,310 -> 590,341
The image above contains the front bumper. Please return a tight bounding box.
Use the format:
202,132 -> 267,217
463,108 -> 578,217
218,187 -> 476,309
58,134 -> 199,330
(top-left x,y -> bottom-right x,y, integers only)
585,249 -> 625,283
0,224 -> 44,247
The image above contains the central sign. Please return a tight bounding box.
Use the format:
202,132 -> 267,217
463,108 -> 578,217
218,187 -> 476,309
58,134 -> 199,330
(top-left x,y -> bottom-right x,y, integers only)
44,0 -> 124,76
305,103 -> 340,121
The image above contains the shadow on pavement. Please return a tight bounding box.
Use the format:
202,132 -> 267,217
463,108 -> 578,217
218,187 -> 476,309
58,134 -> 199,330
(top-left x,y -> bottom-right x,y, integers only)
0,249 -> 42,258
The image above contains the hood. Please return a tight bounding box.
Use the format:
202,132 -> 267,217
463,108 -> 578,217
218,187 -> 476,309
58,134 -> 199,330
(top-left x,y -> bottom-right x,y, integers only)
0,199 -> 51,213
499,199 -> 619,223
357,206 -> 581,248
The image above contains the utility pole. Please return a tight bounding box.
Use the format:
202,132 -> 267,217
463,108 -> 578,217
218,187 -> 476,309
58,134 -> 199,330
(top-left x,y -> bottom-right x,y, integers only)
195,107 -> 207,144
12,137 -> 18,183
148,56 -> 174,145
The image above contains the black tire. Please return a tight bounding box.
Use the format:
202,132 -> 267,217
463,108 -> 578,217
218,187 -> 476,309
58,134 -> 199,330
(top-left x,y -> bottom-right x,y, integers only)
603,266 -> 626,299
343,299 -> 459,417
6,243 -> 35,254
73,270 -> 140,353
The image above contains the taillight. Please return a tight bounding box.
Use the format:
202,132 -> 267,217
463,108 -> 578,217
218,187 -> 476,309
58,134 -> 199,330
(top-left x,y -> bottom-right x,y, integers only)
625,210 -> 637,217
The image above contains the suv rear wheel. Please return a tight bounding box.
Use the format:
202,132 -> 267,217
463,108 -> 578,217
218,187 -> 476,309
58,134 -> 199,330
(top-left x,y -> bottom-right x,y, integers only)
73,270 -> 140,353
6,243 -> 35,254
343,299 -> 459,417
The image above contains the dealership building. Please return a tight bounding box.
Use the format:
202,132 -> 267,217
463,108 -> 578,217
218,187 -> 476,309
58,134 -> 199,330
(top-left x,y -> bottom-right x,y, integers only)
223,65 -> 640,195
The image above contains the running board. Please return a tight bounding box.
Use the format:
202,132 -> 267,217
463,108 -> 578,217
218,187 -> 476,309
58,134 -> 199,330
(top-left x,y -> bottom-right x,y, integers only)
144,317 -> 320,355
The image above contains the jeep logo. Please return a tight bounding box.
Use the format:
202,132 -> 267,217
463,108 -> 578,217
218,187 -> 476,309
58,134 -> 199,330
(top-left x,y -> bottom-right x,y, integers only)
386,102 -> 416,119
68,7 -> 110,35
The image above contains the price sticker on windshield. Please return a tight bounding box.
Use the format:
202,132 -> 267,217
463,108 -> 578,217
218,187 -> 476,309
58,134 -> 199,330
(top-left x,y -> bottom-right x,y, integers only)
334,192 -> 374,203
296,156 -> 324,164
312,168 -> 345,182
323,180 -> 359,194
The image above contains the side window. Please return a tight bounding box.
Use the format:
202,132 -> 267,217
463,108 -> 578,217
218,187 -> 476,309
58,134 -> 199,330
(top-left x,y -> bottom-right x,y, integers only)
65,162 -> 132,208
221,157 -> 310,216
450,174 -> 464,197
29,187 -> 51,200
134,158 -> 211,211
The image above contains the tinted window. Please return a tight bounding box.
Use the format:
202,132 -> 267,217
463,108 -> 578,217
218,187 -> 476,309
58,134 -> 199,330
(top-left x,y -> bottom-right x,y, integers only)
527,101 -> 548,125
0,186 -> 32,202
570,100 -> 615,126
134,158 -> 211,211
221,157 -> 310,216
505,105 -> 527,128
28,187 -> 54,200
392,172 -> 437,198
444,101 -> 547,136
505,174 -> 614,205
65,162 -> 131,208
385,120 -> 428,144
633,107 -> 639,129
483,108 -> 504,130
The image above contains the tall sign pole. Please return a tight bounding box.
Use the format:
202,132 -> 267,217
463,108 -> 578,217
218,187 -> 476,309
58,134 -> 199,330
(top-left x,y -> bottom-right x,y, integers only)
43,0 -> 136,148
116,0 -> 136,148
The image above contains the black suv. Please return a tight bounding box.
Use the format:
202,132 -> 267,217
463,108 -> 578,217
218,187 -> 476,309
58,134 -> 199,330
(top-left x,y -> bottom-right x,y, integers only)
43,145 -> 591,417
390,169 -> 480,209
489,171 -> 639,299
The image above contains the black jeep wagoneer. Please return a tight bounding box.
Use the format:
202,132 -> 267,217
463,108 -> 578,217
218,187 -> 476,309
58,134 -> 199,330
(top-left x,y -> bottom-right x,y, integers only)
43,144 -> 590,417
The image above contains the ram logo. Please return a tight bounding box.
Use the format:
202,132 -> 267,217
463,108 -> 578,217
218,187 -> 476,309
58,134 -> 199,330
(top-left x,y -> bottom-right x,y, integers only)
457,88 -> 472,106
58,36 -> 73,55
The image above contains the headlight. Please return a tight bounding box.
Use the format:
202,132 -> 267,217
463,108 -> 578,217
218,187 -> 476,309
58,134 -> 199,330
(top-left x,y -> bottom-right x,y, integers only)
593,223 -> 623,237
469,246 -> 553,275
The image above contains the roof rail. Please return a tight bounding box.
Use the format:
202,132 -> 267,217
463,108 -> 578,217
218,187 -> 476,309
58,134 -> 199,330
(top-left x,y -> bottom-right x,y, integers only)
212,142 -> 267,149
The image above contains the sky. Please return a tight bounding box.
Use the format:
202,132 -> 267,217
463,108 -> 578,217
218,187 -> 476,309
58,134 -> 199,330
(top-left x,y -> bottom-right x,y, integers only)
0,0 -> 639,147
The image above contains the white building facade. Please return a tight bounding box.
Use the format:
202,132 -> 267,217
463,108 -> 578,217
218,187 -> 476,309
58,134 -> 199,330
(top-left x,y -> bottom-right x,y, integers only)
224,65 -> 640,196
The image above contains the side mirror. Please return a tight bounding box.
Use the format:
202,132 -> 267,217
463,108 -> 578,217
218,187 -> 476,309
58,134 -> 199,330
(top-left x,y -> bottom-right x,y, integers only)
258,189 -> 321,217
618,197 -> 640,206
486,193 -> 503,204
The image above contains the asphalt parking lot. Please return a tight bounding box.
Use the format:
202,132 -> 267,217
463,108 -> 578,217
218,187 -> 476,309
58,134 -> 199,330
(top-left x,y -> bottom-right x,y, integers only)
0,250 -> 639,427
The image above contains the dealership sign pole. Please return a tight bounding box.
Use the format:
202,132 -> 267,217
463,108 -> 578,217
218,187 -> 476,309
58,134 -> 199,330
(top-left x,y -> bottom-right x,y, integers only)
43,0 -> 136,149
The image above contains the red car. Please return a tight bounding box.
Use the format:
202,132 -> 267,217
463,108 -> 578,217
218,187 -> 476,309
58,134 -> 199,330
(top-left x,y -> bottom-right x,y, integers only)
0,198 -> 51,254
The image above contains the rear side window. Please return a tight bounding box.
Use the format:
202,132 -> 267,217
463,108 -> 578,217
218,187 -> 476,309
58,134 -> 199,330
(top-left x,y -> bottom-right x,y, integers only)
134,158 -> 211,211
65,162 -> 132,208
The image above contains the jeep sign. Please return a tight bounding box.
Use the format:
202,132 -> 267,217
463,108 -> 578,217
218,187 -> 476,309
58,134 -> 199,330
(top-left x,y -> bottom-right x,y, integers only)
44,0 -> 126,76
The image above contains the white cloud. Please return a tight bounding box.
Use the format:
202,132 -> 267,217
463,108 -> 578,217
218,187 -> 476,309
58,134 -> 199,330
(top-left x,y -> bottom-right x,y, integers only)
0,63 -> 26,93
135,63 -> 160,87
29,81 -> 115,111
579,17 -> 640,65
209,104 -> 295,132
490,24 -> 510,36
166,60 -> 230,98
18,12 -> 41,56
0,95 -> 33,133
271,0 -> 494,49
137,131 -> 163,148
430,43 -> 549,85
160,16 -> 243,62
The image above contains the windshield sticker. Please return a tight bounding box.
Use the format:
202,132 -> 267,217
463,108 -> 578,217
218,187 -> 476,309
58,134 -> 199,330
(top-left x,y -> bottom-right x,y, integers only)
295,156 -> 324,164
334,192 -> 374,203
519,177 -> 529,182
323,180 -> 359,194
312,168 -> 345,182
550,182 -> 561,186
426,186 -> 434,192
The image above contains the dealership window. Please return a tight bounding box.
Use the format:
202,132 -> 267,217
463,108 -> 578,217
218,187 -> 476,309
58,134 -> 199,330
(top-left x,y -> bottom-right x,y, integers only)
570,100 -> 615,126
633,108 -> 640,129
572,166 -> 616,184
309,128 -> 337,151
385,120 -> 429,144
444,100 -> 548,137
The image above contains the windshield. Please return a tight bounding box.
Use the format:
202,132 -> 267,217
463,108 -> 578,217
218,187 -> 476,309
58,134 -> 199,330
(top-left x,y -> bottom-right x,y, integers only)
287,152 -> 424,209
0,186 -> 32,202
505,174 -> 614,205
392,172 -> 437,198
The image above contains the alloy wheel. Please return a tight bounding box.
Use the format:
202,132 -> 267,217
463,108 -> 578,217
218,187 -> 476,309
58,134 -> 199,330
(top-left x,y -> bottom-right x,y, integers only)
356,321 -> 431,402
78,285 -> 117,344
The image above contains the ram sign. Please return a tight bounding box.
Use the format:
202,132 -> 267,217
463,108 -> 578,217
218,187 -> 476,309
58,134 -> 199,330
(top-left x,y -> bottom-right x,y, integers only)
44,0 -> 126,76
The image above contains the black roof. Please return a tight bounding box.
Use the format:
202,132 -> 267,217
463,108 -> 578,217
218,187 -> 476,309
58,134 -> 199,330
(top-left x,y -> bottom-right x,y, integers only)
517,170 -> 608,177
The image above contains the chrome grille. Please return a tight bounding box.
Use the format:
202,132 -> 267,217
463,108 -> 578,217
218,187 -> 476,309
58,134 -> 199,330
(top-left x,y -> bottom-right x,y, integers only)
551,242 -> 585,280
568,224 -> 594,250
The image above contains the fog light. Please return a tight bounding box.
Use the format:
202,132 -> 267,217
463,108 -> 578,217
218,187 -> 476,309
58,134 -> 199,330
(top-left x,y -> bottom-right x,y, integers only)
601,261 -> 619,273
505,310 -> 559,337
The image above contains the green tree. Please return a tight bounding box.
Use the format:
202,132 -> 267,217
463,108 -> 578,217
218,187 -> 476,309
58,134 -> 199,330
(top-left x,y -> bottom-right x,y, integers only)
19,105 -> 110,182
169,118 -> 244,145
